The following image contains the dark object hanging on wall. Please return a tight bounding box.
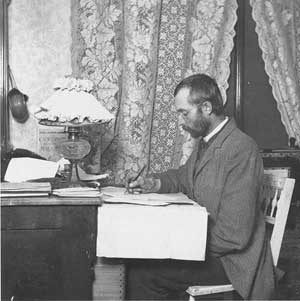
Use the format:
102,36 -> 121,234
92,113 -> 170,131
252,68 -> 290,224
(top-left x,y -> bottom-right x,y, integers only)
7,66 -> 29,123
7,88 -> 29,123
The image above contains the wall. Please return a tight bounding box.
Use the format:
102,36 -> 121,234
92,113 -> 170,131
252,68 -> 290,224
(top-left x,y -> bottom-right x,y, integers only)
8,0 -> 72,159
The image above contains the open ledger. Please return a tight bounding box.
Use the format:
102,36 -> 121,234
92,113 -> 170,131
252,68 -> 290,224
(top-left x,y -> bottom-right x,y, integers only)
101,186 -> 197,206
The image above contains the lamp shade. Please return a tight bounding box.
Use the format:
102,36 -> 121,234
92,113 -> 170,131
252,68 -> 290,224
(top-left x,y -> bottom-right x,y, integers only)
34,77 -> 114,125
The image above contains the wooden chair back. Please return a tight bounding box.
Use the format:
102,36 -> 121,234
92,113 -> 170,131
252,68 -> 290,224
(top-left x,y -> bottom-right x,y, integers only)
260,174 -> 295,266
264,167 -> 291,178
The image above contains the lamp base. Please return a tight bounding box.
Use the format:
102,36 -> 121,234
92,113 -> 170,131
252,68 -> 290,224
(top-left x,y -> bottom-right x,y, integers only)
66,162 -> 86,187
56,126 -> 92,188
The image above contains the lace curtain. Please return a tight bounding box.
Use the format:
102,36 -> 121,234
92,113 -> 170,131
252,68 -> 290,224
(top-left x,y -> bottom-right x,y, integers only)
71,0 -> 237,183
250,0 -> 300,145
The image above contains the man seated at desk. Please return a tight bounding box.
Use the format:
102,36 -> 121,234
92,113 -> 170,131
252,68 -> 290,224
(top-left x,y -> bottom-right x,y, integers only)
127,74 -> 276,300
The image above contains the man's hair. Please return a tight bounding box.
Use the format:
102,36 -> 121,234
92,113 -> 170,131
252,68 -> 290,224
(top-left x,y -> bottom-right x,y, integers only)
174,73 -> 224,115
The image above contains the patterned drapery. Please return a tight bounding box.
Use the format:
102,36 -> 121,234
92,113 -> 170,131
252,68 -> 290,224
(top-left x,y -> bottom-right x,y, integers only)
71,0 -> 238,184
250,0 -> 300,145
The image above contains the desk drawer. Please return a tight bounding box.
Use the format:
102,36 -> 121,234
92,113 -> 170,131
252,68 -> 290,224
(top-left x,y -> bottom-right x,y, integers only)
1,206 -> 63,230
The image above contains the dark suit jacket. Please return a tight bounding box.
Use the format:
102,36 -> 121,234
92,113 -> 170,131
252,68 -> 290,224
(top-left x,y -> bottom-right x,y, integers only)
156,119 -> 276,299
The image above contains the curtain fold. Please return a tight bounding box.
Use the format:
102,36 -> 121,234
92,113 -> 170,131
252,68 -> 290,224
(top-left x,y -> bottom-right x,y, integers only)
250,0 -> 300,145
115,0 -> 161,182
71,0 -> 238,183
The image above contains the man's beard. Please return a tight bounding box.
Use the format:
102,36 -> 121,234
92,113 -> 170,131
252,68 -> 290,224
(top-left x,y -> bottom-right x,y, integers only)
182,119 -> 210,138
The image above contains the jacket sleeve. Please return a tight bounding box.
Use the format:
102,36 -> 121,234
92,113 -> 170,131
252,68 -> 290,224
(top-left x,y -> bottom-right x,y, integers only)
155,153 -> 194,195
208,144 -> 264,257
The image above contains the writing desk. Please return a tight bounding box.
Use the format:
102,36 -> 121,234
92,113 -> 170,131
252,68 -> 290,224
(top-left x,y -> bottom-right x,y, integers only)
1,196 -> 101,301
2,194 -> 208,301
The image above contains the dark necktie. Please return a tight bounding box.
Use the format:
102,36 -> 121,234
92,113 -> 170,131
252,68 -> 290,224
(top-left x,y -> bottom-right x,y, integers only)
196,138 -> 207,162
193,138 -> 207,183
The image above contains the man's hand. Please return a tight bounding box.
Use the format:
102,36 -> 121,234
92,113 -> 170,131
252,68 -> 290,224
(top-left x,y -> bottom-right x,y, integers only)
127,176 -> 161,194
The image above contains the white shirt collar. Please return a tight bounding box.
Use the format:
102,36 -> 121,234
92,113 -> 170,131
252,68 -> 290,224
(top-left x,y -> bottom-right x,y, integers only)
203,116 -> 229,143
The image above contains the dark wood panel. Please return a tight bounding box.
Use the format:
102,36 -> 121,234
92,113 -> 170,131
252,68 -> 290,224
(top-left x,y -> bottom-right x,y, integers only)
1,205 -> 98,300
1,206 -> 64,229
2,229 -> 63,300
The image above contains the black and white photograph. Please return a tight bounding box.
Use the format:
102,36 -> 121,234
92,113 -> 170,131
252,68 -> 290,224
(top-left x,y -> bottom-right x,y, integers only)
1,0 -> 300,300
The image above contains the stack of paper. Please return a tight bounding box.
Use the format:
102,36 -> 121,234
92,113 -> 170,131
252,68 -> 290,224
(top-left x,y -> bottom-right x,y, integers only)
52,187 -> 101,198
0,182 -> 52,197
77,166 -> 110,181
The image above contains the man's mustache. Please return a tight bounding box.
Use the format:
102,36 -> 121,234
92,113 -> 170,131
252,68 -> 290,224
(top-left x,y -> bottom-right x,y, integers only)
181,124 -> 207,138
181,125 -> 199,136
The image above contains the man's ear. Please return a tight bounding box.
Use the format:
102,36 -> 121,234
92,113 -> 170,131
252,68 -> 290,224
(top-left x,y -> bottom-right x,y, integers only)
200,101 -> 212,115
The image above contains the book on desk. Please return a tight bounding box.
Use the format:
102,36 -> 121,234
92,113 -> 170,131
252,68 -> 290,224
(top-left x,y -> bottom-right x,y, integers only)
0,182 -> 51,197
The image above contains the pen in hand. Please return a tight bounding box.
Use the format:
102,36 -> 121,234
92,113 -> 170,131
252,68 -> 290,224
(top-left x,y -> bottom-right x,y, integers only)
126,165 -> 147,193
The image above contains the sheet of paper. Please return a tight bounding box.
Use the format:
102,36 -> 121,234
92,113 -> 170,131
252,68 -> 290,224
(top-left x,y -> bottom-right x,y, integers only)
101,186 -> 197,206
52,187 -> 101,198
77,166 -> 110,181
97,204 -> 208,261
4,158 -> 59,183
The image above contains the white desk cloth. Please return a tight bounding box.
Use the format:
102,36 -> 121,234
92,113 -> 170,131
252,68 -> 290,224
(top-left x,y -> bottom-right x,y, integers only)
97,203 -> 208,261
